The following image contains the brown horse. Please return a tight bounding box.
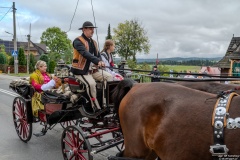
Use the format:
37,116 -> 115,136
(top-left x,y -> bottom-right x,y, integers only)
112,79 -> 240,160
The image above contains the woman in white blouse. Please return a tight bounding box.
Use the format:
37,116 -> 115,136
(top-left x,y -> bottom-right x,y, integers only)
101,39 -> 123,81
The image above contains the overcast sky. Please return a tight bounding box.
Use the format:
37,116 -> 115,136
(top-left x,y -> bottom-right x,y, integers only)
0,0 -> 240,59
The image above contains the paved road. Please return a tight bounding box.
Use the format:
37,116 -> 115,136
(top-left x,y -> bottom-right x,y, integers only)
0,74 -> 118,160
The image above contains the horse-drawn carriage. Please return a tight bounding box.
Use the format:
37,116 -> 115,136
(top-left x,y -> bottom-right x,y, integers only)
9,65 -> 124,160
10,64 -> 240,160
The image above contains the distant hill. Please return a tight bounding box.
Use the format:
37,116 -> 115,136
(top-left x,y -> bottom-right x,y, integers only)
113,57 -> 222,63
135,57 -> 222,63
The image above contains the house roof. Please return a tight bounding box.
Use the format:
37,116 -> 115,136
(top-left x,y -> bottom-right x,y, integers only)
0,40 -> 47,55
214,37 -> 240,69
226,37 -> 240,53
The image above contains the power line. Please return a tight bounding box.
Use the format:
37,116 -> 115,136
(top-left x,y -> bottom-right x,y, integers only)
90,0 -> 100,51
0,6 -> 11,22
16,13 -> 23,42
65,0 -> 79,33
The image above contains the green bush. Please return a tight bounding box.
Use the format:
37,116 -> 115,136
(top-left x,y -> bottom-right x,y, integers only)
48,60 -> 56,73
40,54 -> 49,64
0,53 -> 7,64
18,48 -> 26,65
29,53 -> 36,73
9,56 -> 14,65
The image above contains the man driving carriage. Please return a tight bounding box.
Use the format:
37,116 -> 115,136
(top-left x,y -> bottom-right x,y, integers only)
71,21 -> 112,112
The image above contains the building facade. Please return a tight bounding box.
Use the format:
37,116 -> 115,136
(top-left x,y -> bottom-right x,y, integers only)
214,36 -> 240,77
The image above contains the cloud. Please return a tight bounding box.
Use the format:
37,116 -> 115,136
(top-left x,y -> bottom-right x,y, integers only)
1,0 -> 240,59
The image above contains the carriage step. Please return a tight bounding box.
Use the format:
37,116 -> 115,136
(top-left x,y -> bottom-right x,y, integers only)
91,139 -> 124,154
79,107 -> 108,119
33,131 -> 46,137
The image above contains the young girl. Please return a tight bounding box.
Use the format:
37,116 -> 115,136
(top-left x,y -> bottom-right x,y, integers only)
101,39 -> 123,81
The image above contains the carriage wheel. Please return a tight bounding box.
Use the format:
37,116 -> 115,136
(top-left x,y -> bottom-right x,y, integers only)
61,125 -> 93,160
12,97 -> 32,143
112,131 -> 125,152
60,120 -> 78,129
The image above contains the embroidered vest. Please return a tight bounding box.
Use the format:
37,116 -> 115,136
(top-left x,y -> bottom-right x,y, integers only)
72,36 -> 98,71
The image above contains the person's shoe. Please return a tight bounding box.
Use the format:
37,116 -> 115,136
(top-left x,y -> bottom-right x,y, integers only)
33,117 -> 40,122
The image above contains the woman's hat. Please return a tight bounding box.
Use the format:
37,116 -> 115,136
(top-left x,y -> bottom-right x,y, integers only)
79,21 -> 97,30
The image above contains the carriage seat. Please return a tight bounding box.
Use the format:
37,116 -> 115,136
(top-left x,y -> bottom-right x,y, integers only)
41,90 -> 71,104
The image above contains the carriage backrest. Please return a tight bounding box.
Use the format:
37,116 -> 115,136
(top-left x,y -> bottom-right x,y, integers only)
67,76 -> 85,93
9,78 -> 34,99
67,76 -> 120,107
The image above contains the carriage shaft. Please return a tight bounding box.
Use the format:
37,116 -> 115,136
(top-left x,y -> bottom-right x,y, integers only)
91,139 -> 124,154
86,127 -> 120,139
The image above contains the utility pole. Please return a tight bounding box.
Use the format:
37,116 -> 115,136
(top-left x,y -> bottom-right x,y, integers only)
13,2 -> 18,74
27,34 -> 30,74
27,23 -> 31,74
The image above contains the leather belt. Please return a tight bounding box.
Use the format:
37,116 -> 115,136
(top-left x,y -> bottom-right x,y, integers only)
88,69 -> 98,74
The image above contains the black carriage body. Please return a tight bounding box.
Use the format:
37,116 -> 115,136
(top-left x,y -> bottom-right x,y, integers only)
10,77 -> 120,125
40,91 -> 81,125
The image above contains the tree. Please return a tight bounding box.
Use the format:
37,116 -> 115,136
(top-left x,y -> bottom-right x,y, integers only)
18,48 -> 26,65
29,53 -> 36,73
127,59 -> 137,69
137,62 -> 151,71
40,26 -> 72,57
62,47 -> 72,64
0,44 -> 10,64
106,24 -> 112,40
47,52 -> 61,63
48,60 -> 56,73
113,19 -> 150,61
39,54 -> 49,72
9,56 -> 14,65
39,54 -> 49,64
0,53 -> 7,64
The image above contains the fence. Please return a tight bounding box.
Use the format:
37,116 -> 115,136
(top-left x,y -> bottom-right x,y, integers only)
0,64 -> 27,73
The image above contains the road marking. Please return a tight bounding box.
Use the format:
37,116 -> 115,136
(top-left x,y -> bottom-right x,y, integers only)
0,88 -> 19,97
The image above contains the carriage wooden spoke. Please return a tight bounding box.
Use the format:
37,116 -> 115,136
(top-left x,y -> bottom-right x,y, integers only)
12,97 -> 32,143
61,126 -> 93,160
60,120 -> 78,129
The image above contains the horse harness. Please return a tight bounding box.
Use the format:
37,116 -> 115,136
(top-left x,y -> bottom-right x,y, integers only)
210,92 -> 240,160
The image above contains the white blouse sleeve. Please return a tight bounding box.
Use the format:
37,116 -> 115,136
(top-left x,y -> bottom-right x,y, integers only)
41,79 -> 56,91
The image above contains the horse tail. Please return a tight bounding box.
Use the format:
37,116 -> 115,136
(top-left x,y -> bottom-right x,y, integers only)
112,78 -> 135,114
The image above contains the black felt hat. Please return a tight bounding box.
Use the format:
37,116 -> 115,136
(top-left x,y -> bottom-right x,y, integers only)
79,21 -> 97,30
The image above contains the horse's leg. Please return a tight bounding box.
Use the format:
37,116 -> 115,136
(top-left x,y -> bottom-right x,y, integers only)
119,98 -> 159,160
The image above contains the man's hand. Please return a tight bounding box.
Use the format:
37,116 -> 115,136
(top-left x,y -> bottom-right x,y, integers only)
98,61 -> 105,67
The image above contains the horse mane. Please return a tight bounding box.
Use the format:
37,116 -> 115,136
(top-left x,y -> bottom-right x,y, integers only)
112,79 -> 135,115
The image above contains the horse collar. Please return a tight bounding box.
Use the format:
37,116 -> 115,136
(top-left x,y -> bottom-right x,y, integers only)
210,92 -> 240,159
